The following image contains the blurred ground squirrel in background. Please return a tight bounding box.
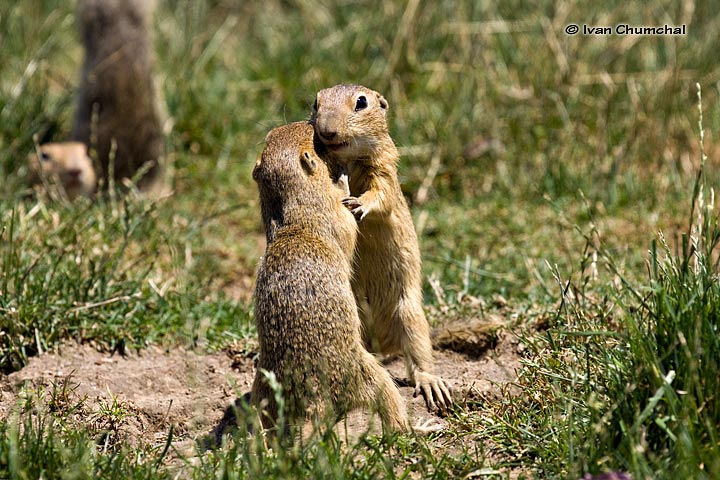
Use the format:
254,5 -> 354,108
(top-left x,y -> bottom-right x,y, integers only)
310,84 -> 452,412
27,142 -> 97,200
251,121 -> 409,435
71,0 -> 167,194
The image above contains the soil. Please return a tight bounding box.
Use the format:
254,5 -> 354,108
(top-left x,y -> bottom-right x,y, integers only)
0,319 -> 525,459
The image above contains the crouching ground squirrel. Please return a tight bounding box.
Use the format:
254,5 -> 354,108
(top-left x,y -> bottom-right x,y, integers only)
71,0 -> 166,193
28,142 -> 97,200
252,121 -> 409,434
310,84 -> 452,412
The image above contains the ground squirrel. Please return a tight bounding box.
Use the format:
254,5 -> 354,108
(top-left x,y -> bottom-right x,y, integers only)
28,142 -> 97,200
251,121 -> 409,434
71,0 -> 166,193
310,84 -> 452,412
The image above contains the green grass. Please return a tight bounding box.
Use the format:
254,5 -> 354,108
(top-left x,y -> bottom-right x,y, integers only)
0,198 -> 253,372
2,0 -> 720,478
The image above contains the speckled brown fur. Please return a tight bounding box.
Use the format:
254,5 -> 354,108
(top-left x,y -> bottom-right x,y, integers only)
251,121 -> 408,434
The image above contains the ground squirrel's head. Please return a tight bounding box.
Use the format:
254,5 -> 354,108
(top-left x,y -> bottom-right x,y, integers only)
253,122 -> 331,197
253,122 -> 354,244
310,84 -> 390,159
28,142 -> 97,200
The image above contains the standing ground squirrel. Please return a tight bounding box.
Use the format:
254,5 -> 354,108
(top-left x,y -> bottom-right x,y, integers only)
310,84 -> 452,412
28,142 -> 97,200
71,0 -> 166,193
251,121 -> 409,434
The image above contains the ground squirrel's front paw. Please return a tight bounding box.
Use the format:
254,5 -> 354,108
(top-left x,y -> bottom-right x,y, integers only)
342,196 -> 370,221
413,371 -> 453,413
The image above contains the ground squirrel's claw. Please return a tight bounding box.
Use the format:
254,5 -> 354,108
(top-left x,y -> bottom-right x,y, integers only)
343,196 -> 369,221
414,382 -> 437,412
352,207 -> 369,221
414,371 -> 453,413
342,196 -> 361,208
439,382 -> 453,409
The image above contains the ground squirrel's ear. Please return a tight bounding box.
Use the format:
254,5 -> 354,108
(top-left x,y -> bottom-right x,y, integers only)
252,155 -> 264,181
377,94 -> 388,110
301,151 -> 317,175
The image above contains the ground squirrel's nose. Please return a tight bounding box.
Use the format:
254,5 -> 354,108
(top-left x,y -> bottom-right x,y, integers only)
316,114 -> 340,142
66,168 -> 83,179
318,130 -> 337,142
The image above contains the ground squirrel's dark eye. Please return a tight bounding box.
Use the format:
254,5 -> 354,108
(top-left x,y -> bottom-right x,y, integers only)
40,152 -> 51,162
355,95 -> 368,111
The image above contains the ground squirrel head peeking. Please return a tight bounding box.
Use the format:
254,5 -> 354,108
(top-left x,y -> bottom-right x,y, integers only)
28,142 -> 97,200
310,84 -> 390,161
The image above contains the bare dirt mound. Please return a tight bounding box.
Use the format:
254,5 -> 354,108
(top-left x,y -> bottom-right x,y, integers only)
0,345 -> 255,449
0,322 -> 524,449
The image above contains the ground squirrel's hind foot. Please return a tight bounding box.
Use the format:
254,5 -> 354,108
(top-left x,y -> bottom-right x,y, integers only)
413,370 -> 453,413
358,357 -> 410,433
376,381 -> 411,433
412,417 -> 446,435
